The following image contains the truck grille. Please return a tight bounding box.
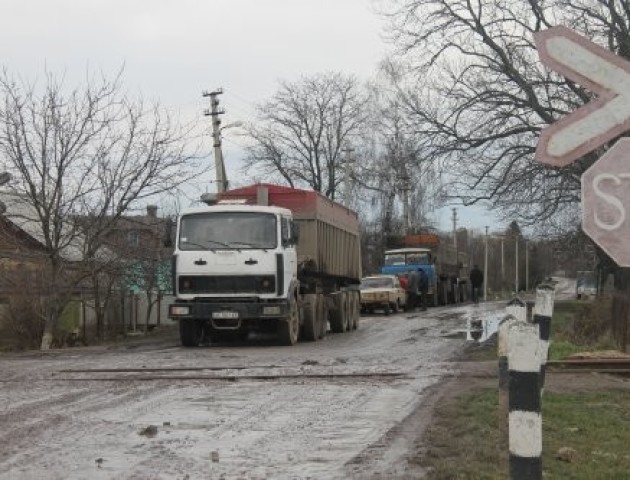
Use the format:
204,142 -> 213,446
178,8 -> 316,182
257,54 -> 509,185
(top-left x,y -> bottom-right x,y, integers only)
178,275 -> 276,294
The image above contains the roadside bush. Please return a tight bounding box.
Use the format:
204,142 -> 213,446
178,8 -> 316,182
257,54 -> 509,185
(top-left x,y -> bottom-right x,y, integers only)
0,293 -> 46,350
569,297 -> 612,345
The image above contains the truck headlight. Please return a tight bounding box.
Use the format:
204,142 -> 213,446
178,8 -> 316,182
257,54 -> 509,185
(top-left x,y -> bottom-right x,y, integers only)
263,306 -> 281,315
169,305 -> 190,316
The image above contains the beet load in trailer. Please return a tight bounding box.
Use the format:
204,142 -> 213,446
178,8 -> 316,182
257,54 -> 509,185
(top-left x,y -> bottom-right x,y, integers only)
168,183 -> 362,346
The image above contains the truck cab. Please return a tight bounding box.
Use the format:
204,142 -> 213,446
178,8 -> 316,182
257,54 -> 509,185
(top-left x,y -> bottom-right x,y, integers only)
381,248 -> 437,297
168,203 -> 300,346
380,245 -> 467,306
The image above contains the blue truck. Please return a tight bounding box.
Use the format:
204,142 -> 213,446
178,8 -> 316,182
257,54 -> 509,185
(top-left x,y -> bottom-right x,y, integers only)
380,234 -> 468,306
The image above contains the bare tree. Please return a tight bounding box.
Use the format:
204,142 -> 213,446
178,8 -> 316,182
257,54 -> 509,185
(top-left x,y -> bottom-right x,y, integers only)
244,72 -> 367,199
0,70 -> 200,349
383,0 -> 630,348
353,64 -> 442,261
381,0 -> 606,224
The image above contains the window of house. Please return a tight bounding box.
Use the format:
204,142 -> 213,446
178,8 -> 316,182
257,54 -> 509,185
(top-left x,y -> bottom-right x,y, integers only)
127,231 -> 140,247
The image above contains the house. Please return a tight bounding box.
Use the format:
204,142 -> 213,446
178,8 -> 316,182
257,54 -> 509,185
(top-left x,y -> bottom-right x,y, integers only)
101,205 -> 173,295
0,212 -> 49,298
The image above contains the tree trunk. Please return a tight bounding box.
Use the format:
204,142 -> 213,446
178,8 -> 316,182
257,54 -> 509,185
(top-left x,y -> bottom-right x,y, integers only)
40,312 -> 55,350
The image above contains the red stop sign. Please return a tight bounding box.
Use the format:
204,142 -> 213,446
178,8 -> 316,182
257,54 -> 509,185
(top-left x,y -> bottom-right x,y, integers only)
581,138 -> 630,267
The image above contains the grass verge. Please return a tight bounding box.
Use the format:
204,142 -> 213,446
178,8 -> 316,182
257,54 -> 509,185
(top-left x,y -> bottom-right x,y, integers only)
417,388 -> 630,479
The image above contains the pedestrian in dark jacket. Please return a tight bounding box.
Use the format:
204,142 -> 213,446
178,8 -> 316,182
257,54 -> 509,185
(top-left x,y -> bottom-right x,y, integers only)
406,269 -> 419,311
417,268 -> 429,311
470,265 -> 484,304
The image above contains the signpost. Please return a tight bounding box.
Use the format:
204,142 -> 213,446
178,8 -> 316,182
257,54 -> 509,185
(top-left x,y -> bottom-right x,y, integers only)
535,26 -> 630,264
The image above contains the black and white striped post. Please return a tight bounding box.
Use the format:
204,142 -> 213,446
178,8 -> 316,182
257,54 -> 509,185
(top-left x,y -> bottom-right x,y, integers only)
508,321 -> 543,480
532,283 -> 555,389
498,313 -> 519,472
500,298 -> 527,419
506,296 -> 527,323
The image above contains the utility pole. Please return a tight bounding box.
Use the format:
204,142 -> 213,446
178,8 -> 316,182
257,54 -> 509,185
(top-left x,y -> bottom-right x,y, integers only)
203,89 -> 227,193
399,172 -> 411,234
525,240 -> 529,292
484,226 -> 489,302
501,237 -> 505,289
452,208 -> 458,248
342,147 -> 355,208
515,235 -> 519,293
452,208 -> 459,276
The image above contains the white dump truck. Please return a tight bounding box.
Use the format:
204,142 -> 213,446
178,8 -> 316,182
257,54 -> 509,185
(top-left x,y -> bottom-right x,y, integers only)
168,183 -> 362,346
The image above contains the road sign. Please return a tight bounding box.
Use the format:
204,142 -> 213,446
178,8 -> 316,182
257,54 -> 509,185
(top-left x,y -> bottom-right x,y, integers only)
582,138 -> 630,267
535,26 -> 630,167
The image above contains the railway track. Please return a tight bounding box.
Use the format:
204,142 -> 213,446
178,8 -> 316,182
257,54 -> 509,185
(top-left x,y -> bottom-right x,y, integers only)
548,358 -> 630,377
50,365 -> 412,382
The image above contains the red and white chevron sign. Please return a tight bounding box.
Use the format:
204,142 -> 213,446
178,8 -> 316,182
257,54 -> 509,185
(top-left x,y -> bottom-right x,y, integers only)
535,26 -> 630,167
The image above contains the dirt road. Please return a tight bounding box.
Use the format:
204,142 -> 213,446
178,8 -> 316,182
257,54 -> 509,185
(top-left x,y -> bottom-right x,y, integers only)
0,303 -> 504,479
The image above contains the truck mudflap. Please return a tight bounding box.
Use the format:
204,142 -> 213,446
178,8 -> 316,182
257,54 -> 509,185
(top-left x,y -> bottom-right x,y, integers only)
168,301 -> 289,328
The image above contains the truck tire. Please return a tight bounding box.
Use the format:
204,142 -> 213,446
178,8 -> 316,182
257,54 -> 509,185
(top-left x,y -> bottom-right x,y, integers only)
330,292 -> 348,333
441,282 -> 448,305
352,292 -> 360,330
317,295 -> 328,339
301,294 -> 318,342
179,319 -> 203,347
384,303 -> 391,316
278,299 -> 299,345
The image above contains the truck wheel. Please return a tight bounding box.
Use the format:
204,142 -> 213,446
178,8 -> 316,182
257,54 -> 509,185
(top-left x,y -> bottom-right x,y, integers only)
301,295 -> 318,342
278,299 -> 299,345
441,283 -> 448,305
179,319 -> 203,347
317,296 -> 327,339
342,292 -> 352,332
330,292 -> 348,333
384,303 -> 391,316
352,293 -> 360,330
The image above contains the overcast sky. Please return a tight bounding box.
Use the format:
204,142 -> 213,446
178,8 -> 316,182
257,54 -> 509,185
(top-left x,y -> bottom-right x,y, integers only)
0,0 -> 501,232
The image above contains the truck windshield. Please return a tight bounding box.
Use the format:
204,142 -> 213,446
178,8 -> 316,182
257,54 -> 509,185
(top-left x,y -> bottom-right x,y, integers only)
384,252 -> 430,265
179,212 -> 277,250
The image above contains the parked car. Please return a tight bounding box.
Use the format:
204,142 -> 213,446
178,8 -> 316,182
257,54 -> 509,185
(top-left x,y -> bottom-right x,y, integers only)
576,271 -> 597,299
360,275 -> 406,315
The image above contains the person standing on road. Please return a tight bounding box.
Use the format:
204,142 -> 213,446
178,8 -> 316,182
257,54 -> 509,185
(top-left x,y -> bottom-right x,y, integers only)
406,268 -> 419,311
417,268 -> 429,311
470,264 -> 484,304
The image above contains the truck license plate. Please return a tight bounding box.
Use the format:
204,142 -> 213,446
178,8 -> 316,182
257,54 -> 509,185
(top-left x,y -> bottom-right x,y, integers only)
212,311 -> 239,319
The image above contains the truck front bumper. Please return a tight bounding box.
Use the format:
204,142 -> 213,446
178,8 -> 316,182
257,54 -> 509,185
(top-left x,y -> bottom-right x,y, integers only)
168,301 -> 289,322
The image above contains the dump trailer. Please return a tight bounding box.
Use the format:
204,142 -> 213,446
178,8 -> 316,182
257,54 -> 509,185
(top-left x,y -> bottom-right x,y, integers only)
168,183 -> 362,346
380,233 -> 469,306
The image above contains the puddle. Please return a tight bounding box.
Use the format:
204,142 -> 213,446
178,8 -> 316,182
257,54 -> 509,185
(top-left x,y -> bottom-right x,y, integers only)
466,316 -> 501,343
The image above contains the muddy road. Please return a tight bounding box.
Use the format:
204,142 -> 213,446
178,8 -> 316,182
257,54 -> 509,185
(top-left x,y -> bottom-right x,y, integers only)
0,302 -> 504,479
